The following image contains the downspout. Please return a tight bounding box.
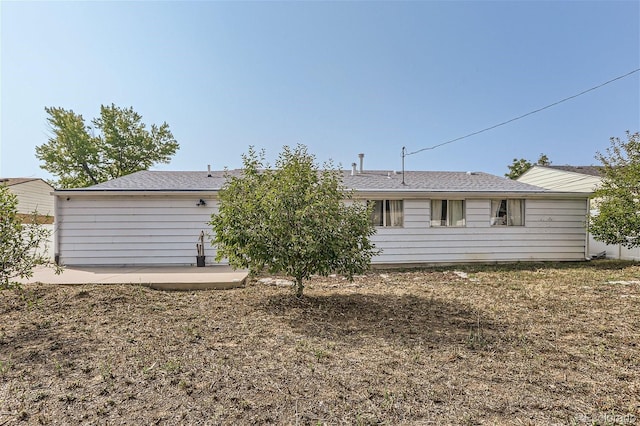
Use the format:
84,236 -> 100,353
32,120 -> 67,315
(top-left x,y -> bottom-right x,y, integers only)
585,197 -> 590,260
53,192 -> 60,265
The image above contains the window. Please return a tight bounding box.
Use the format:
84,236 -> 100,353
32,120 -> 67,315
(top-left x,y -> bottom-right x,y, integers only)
369,200 -> 403,227
431,200 -> 466,227
491,199 -> 524,226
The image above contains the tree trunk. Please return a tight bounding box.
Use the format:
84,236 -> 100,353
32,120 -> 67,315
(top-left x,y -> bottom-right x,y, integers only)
295,277 -> 304,298
81,162 -> 99,185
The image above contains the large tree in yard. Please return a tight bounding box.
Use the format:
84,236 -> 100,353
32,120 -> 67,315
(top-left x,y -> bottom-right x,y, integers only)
505,153 -> 551,180
1,186 -> 61,290
210,145 -> 379,297
590,131 -> 640,247
36,104 -> 179,188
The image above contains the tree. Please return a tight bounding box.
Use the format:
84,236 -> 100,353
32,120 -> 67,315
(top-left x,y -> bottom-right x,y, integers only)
0,186 -> 61,290
209,145 -> 379,297
505,153 -> 551,180
36,104 -> 179,188
589,131 -> 640,248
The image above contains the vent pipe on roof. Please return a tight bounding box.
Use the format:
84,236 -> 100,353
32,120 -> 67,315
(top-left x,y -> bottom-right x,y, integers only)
358,153 -> 364,173
207,164 -> 212,177
401,146 -> 406,185
351,163 -> 357,176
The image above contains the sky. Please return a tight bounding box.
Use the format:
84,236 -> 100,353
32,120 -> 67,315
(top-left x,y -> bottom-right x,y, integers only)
1,1 -> 639,181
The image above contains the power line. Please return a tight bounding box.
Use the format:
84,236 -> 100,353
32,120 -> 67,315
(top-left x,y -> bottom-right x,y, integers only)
406,68 -> 640,157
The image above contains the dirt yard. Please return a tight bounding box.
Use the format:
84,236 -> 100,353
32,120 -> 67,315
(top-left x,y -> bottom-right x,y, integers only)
1,261 -> 638,425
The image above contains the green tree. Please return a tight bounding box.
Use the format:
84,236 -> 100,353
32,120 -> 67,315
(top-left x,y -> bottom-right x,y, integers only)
36,104 -> 179,188
505,153 -> 551,180
0,186 -> 61,290
590,131 -> 640,247
210,145 -> 379,297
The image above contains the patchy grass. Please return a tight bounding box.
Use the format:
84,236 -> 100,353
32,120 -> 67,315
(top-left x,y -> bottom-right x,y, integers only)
0,260 -> 638,425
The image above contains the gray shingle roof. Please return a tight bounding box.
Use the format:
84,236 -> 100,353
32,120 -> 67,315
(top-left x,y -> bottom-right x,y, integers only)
67,169 -> 548,193
0,178 -> 40,187
343,170 -> 545,192
86,170 -> 232,191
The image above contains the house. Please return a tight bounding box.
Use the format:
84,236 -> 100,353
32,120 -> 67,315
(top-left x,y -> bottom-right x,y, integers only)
518,165 -> 640,261
52,168 -> 590,266
0,178 -> 55,259
517,165 -> 601,193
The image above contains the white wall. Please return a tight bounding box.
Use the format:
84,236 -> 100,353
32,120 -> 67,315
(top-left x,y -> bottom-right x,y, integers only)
56,194 -> 219,266
57,194 -> 588,266
589,236 -> 640,261
370,198 -> 587,264
519,171 -> 640,261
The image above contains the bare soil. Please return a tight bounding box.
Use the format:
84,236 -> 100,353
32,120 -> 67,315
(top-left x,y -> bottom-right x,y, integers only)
1,261 -> 639,425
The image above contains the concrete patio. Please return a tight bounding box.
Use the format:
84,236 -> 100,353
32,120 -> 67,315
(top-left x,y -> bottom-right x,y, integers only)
18,265 -> 248,290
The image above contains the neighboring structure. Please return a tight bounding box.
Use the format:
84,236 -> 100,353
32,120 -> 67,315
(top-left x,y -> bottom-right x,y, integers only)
0,178 -> 55,259
518,165 -> 640,261
53,169 -> 590,266
517,165 -> 601,193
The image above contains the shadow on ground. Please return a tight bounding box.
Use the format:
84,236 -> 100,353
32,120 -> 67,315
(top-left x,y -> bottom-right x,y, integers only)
260,292 -> 507,350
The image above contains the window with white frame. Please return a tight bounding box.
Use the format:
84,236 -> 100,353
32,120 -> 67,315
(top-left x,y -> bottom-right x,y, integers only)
369,200 -> 403,227
430,200 -> 466,227
491,199 -> 525,226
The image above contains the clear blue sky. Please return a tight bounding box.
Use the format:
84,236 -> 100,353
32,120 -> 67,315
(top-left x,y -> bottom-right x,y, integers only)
1,1 -> 639,181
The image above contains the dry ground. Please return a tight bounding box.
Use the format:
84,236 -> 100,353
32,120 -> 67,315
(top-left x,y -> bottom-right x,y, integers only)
1,261 -> 639,425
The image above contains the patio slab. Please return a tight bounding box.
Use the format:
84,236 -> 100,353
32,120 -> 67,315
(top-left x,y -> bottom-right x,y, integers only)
18,265 -> 248,290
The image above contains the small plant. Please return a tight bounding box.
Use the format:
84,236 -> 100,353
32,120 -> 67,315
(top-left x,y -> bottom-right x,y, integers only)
313,348 -> 328,362
466,313 -> 488,350
0,358 -> 12,377
55,361 -> 64,377
162,360 -> 182,374
20,289 -> 42,311
99,362 -> 114,381
0,185 -> 62,290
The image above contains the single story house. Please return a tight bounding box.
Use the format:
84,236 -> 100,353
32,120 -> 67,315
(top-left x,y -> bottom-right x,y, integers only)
1,177 -> 55,259
518,165 -> 640,261
52,168 -> 590,266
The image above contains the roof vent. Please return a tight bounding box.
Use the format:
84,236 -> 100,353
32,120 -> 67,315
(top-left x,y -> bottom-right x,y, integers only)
351,163 -> 357,176
207,164 -> 212,177
358,153 -> 364,173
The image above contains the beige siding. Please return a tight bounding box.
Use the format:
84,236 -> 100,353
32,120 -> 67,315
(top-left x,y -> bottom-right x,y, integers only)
371,198 -> 587,264
9,180 -> 55,260
9,180 -> 54,215
57,195 -> 220,266
518,168 -> 599,193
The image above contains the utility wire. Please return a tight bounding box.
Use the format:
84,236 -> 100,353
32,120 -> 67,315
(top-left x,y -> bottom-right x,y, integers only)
406,68 -> 640,156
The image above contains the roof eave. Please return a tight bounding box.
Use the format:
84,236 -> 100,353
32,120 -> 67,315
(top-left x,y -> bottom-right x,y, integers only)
353,190 -> 591,199
54,189 -> 222,196
54,188 -> 591,199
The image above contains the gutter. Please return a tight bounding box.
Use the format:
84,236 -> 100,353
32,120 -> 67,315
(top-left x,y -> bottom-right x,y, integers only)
352,190 -> 592,200
54,189 -> 221,197
53,188 -> 592,200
